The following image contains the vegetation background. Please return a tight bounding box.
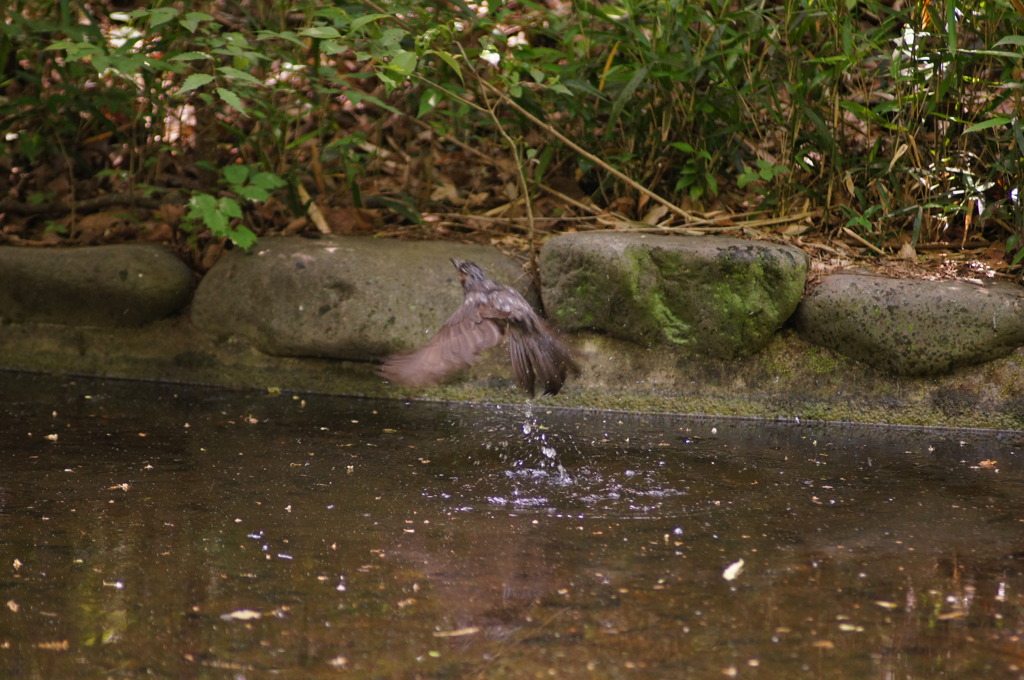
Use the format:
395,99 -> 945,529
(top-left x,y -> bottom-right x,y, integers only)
1,0 -> 1021,278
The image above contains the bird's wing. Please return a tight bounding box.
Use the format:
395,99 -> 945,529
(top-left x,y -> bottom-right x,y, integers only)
378,300 -> 504,387
479,287 -> 531,322
507,321 -> 581,396
478,287 -> 581,395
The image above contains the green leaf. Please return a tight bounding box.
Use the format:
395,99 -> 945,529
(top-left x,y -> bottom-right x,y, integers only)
427,49 -> 463,82
179,73 -> 214,93
217,66 -> 264,87
222,164 -> 249,186
945,0 -> 957,55
346,90 -> 402,115
994,35 -> 1024,48
147,7 -> 179,28
388,50 -> 418,76
251,172 -> 286,190
188,195 -> 257,249
219,197 -> 243,219
228,225 -> 259,250
839,100 -> 886,126
186,193 -> 223,234
217,87 -> 247,113
418,88 -> 442,117
705,172 -> 718,196
349,13 -> 389,31
180,11 -> 214,33
959,49 -> 1024,59
47,41 -> 104,61
236,185 -> 270,201
319,39 -> 347,56
370,194 -> 422,224
962,117 -> 1010,134
607,65 -> 650,128
170,52 -> 212,62
255,30 -> 306,48
91,55 -> 112,73
299,26 -> 343,39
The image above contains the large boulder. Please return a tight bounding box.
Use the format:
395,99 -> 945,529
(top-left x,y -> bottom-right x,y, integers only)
794,272 -> 1024,375
190,236 -> 532,360
539,232 -> 808,358
0,244 -> 194,326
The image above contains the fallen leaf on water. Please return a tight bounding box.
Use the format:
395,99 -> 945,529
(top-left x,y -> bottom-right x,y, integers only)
35,640 -> 69,651
433,627 -> 479,638
937,610 -> 967,621
722,558 -> 745,581
220,609 -> 262,621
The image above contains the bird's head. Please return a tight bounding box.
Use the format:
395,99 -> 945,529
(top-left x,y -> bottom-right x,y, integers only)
450,259 -> 487,290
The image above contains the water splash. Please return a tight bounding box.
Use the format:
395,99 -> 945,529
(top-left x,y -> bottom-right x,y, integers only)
515,403 -> 570,481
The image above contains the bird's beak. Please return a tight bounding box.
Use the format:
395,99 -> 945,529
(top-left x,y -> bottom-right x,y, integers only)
450,258 -> 465,281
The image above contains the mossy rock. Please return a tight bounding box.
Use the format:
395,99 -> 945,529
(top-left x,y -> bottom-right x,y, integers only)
539,232 -> 808,358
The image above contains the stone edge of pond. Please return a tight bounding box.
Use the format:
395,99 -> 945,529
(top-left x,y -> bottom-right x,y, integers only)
1,235 -> 1022,432
1,318 -> 1022,432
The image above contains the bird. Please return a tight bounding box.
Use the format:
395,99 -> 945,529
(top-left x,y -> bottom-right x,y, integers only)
378,259 -> 580,396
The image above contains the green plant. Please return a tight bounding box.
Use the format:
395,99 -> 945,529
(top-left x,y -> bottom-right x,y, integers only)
3,0 -> 1023,272
839,204 -> 885,236
737,160 -> 790,193
183,164 -> 286,249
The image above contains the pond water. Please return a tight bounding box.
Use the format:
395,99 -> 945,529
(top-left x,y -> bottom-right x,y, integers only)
1,372 -> 1024,679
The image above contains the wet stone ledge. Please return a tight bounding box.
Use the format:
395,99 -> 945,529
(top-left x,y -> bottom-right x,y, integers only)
0,243 -> 194,327
0,235 -> 1022,431
795,272 -> 1024,375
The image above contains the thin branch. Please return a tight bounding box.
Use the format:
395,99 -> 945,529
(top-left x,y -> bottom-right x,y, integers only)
476,79 -> 695,223
477,81 -> 537,267
411,71 -> 694,224
841,226 -> 888,256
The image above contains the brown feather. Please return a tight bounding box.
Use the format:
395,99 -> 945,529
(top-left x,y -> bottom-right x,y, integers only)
378,259 -> 579,395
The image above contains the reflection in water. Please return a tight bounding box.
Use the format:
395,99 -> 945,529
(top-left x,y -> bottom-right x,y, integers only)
0,372 -> 1023,679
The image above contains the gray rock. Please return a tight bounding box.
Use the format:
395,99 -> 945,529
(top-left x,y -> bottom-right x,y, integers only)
190,236 -> 532,360
0,244 -> 194,327
794,272 -> 1024,375
539,232 -> 808,358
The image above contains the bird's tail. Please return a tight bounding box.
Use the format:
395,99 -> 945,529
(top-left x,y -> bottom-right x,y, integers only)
507,324 -> 581,396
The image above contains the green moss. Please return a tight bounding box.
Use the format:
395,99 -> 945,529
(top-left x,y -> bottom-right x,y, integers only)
805,346 -> 847,374
645,290 -> 692,346
757,351 -> 795,381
